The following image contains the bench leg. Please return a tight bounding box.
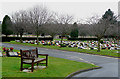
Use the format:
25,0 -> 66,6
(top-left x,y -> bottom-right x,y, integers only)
46,56 -> 48,67
20,62 -> 23,71
37,63 -> 38,66
31,63 -> 34,72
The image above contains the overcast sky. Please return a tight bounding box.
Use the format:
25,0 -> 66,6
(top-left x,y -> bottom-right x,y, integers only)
0,0 -> 118,22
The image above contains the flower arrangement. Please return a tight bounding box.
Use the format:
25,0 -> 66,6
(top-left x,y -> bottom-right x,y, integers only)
2,47 -> 22,57
3,47 -> 11,52
10,47 -> 14,51
17,52 -> 21,56
2,47 -> 9,56
6,49 -> 9,51
3,47 -> 6,52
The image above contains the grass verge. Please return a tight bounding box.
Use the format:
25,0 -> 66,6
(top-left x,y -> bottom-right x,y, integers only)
1,49 -> 97,77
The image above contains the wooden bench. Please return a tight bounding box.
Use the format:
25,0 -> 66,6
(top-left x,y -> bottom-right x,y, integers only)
20,48 -> 48,72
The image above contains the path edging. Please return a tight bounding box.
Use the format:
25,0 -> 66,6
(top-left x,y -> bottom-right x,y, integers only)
65,66 -> 102,79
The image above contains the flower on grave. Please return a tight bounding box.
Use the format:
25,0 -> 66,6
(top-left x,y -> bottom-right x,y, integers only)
3,53 -> 6,56
18,55 -> 21,56
48,42 -> 50,45
3,47 -> 6,51
10,47 -> 13,50
42,41 -> 44,43
58,45 -> 60,47
17,52 -> 21,56
6,49 -> 9,51
6,49 -> 9,53
107,44 -> 109,47
17,52 -> 20,53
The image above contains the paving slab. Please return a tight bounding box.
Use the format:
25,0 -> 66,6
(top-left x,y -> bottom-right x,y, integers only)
23,66 -> 46,72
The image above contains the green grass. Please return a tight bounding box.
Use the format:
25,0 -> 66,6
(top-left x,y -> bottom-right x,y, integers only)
53,39 -> 68,41
4,41 -> 120,58
1,49 -> 97,77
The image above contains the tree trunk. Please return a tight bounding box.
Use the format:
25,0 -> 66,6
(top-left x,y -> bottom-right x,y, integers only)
17,33 -> 19,37
20,34 -> 23,43
97,38 -> 101,52
13,33 -> 15,37
37,34 -> 39,45
61,36 -> 63,44
51,35 -> 54,39
117,39 -> 119,46
116,36 -> 119,45
113,38 -> 115,44
6,35 -> 8,37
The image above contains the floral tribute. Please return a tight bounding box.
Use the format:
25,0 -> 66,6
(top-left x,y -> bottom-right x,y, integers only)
10,47 -> 14,51
2,47 -> 21,57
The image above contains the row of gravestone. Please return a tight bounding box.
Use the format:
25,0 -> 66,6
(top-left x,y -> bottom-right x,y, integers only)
15,40 -> 120,50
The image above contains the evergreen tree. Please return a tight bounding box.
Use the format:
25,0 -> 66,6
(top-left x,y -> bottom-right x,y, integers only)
2,15 -> 13,37
102,9 -> 117,24
103,9 -> 113,19
70,22 -> 78,38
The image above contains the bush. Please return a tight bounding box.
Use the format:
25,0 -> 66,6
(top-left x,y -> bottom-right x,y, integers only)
70,29 -> 78,38
65,35 -> 70,39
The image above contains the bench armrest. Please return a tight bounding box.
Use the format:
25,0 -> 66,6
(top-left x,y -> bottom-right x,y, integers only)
38,54 -> 48,56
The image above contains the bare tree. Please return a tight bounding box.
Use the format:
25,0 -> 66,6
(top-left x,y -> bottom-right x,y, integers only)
11,10 -> 28,43
27,5 -> 53,45
78,24 -> 92,37
43,23 -> 58,38
106,16 -> 120,44
88,15 -> 114,52
55,14 -> 74,43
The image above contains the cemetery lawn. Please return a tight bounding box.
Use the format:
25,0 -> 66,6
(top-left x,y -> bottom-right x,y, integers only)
1,49 -> 97,77
4,41 -> 120,58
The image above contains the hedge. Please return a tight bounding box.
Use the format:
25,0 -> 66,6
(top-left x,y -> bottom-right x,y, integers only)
2,37 -> 53,42
68,37 -> 98,41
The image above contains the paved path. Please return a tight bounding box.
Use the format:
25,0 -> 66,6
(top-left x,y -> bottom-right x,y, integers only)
2,43 -> 119,78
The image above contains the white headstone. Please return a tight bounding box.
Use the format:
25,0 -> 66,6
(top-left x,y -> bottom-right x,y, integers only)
0,52 -> 2,57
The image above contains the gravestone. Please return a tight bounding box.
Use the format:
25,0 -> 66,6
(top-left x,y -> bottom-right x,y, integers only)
6,52 -> 19,57
0,52 -> 2,57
